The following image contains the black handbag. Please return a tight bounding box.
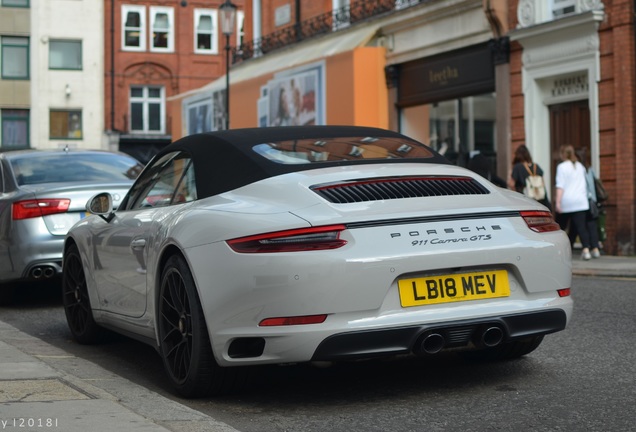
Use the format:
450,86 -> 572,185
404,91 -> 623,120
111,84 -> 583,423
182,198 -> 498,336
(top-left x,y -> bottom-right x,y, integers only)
588,199 -> 599,219
594,177 -> 609,202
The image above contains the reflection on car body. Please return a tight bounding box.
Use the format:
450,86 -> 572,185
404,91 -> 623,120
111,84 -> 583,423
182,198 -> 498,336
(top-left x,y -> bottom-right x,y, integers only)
62,126 -> 573,398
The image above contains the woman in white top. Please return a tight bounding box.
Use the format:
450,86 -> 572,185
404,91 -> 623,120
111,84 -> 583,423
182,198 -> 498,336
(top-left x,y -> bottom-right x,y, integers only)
555,145 -> 601,260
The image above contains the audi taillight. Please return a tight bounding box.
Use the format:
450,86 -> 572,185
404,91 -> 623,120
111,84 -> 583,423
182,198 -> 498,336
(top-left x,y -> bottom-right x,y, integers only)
12,199 -> 71,220
520,210 -> 561,233
227,225 -> 347,253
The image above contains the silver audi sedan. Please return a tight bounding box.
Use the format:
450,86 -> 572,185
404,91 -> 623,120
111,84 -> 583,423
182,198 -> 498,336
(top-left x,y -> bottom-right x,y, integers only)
0,148 -> 143,303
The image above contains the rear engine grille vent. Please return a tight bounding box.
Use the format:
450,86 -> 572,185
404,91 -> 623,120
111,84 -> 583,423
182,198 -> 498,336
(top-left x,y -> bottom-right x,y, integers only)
311,176 -> 490,204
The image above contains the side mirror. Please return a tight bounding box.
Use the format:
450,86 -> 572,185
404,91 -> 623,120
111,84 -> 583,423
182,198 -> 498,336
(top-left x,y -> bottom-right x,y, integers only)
87,192 -> 114,222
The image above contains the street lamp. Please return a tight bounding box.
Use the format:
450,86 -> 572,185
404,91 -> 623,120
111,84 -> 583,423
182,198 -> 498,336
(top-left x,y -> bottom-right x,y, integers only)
219,0 -> 237,130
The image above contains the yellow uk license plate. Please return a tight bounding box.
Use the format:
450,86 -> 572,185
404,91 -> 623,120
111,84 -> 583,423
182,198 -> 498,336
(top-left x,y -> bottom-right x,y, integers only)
398,270 -> 510,307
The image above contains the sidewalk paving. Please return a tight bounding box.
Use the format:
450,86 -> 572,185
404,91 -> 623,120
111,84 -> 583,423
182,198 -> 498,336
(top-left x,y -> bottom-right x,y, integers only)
0,254 -> 634,432
0,319 -> 239,432
571,253 -> 636,278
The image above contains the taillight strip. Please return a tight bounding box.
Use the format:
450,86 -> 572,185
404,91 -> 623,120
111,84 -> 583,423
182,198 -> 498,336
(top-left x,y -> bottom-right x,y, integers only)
259,314 -> 328,326
520,210 -> 561,233
227,225 -> 347,253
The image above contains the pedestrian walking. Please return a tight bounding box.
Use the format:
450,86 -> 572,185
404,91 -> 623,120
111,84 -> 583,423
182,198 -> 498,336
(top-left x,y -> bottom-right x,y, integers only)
567,147 -> 604,253
510,145 -> 551,210
555,145 -> 601,260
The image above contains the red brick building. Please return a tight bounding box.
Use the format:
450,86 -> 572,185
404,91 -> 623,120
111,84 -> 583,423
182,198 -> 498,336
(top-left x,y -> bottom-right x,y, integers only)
105,0 -> 244,163
508,0 -> 636,255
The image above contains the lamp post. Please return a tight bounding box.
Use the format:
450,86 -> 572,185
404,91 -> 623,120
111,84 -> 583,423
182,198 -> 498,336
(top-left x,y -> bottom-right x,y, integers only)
219,0 -> 237,130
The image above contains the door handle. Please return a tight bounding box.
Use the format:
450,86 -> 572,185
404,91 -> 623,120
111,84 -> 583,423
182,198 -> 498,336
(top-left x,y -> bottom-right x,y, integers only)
131,238 -> 146,250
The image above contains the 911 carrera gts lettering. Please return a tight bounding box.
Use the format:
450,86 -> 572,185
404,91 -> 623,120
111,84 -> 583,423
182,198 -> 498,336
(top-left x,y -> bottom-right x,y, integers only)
411,234 -> 492,246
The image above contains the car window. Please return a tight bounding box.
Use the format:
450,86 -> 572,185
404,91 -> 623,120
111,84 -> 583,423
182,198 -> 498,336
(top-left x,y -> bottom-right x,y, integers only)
252,136 -> 434,164
9,152 -> 143,185
128,152 -> 196,210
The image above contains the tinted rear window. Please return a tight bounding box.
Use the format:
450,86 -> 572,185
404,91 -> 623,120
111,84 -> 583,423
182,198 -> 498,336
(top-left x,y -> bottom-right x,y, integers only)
252,136 -> 434,164
10,153 -> 144,186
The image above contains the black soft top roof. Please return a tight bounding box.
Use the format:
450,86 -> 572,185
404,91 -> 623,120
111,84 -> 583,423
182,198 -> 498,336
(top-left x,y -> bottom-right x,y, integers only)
158,126 -> 449,199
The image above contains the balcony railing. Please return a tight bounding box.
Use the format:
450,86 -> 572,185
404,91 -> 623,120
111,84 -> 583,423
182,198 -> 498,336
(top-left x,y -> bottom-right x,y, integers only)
232,0 -> 432,64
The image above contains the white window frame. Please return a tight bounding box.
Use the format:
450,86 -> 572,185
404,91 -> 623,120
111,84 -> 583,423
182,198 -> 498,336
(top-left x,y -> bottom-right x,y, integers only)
150,6 -> 174,53
122,5 -> 146,52
194,9 -> 218,54
130,86 -> 165,134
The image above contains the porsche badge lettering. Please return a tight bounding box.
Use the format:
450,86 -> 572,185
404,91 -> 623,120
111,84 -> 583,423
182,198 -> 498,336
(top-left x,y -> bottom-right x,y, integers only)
390,224 -> 502,238
390,224 -> 502,246
398,270 -> 510,307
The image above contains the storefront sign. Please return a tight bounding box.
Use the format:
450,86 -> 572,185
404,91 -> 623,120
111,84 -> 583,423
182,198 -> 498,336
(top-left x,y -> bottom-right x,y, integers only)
551,73 -> 588,97
398,42 -> 495,107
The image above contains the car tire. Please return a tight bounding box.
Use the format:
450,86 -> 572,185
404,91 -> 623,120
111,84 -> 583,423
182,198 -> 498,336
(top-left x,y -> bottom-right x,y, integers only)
62,244 -> 103,344
158,254 -> 246,398
462,335 -> 545,361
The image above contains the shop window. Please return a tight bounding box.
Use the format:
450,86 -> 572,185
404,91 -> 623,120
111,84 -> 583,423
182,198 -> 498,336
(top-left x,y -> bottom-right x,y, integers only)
130,86 -> 164,134
50,110 -> 82,139
150,6 -> 174,52
49,40 -> 82,70
1,109 -> 29,149
194,9 -> 218,54
1,37 -> 29,79
401,93 -> 496,167
122,5 -> 146,51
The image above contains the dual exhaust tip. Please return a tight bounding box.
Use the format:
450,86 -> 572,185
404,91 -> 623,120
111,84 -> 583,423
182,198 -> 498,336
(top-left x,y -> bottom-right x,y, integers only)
30,265 -> 57,280
415,326 -> 504,355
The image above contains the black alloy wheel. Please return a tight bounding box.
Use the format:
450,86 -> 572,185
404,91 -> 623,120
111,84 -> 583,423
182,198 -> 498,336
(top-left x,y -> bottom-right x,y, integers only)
159,254 -> 245,397
62,244 -> 102,344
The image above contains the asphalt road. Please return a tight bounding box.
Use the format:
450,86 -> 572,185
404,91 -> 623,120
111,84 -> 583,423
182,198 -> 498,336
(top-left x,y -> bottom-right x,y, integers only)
1,275 -> 634,432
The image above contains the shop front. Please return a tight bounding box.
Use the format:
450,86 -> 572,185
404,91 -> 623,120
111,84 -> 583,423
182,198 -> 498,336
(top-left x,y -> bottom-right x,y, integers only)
390,42 -> 499,170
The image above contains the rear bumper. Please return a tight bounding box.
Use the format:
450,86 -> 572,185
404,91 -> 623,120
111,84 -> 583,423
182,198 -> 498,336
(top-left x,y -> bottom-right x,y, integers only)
311,309 -> 567,361
1,219 -> 64,283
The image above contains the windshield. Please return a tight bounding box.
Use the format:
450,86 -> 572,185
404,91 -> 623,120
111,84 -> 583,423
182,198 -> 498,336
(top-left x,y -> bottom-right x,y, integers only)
10,152 -> 144,186
252,136 -> 434,164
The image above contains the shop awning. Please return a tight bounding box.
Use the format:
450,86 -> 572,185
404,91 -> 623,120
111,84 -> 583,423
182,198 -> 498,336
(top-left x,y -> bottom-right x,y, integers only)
231,23 -> 380,82
169,23 -> 380,102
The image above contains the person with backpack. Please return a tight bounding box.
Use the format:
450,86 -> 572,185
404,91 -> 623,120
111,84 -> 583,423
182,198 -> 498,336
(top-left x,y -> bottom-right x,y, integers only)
555,144 -> 601,260
510,145 -> 551,210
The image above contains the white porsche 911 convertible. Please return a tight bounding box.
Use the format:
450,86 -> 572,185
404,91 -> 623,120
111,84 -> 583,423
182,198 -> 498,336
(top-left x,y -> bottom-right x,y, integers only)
62,126 -> 572,397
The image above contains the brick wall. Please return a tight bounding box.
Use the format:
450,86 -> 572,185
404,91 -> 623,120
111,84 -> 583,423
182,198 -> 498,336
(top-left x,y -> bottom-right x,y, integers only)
507,0 -> 636,255
105,0 -> 244,133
